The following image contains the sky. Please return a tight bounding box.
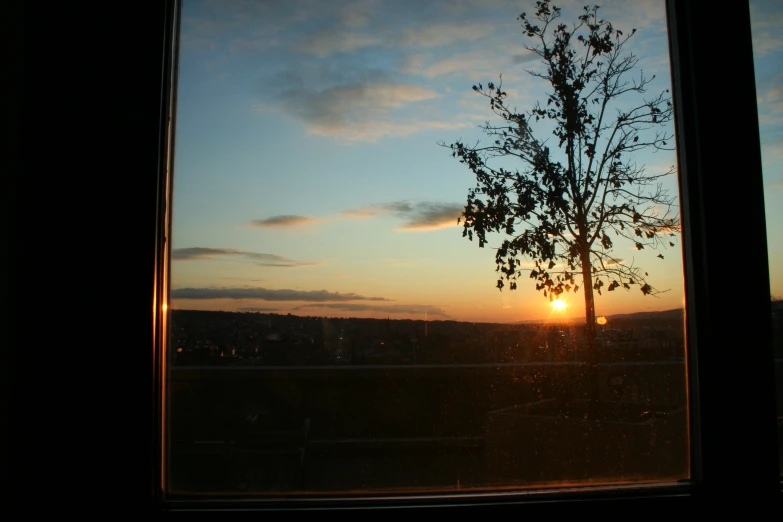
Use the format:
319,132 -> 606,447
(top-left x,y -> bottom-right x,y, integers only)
168,0 -> 783,323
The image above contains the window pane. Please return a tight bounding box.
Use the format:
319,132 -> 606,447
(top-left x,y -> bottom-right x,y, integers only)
749,0 -> 783,478
166,0 -> 690,495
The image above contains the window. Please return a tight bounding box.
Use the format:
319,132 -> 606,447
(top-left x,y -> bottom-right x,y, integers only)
749,0 -> 783,476
135,0 -> 780,511
168,0 -> 693,496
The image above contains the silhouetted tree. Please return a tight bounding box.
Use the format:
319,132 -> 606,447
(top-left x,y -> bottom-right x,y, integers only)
443,1 -> 679,353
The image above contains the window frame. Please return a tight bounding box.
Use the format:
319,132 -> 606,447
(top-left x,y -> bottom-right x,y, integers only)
137,0 -> 781,511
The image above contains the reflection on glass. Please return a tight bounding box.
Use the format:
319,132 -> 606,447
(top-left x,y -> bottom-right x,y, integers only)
166,0 -> 690,495
749,0 -> 783,477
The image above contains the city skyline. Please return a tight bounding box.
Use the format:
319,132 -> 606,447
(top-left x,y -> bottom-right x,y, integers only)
169,0 -> 783,323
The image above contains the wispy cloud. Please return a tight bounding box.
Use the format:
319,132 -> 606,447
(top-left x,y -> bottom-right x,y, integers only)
273,0 -> 385,57
171,287 -> 393,301
339,0 -> 380,28
397,22 -> 495,48
295,302 -> 449,316
421,52 -> 494,79
292,19 -> 496,57
750,3 -> 783,57
265,78 -> 443,142
171,247 -> 315,267
768,179 -> 783,190
757,77 -> 783,118
759,113 -> 783,126
417,51 -> 527,79
753,32 -> 783,58
294,31 -> 383,57
399,203 -> 464,230
250,215 -> 319,228
399,53 -> 431,75
399,48 -> 533,81
512,53 -> 540,65
300,118 -> 469,142
343,201 -> 463,230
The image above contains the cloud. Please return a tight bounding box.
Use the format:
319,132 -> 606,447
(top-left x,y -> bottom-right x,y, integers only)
757,78 -> 783,127
399,53 -> 431,75
759,113 -> 783,126
768,180 -> 783,190
397,22 -> 495,48
399,203 -> 464,230
250,215 -> 319,227
171,247 -> 315,267
343,201 -> 463,230
512,53 -> 539,65
279,0 -> 386,56
171,287 -> 393,302
295,302 -> 449,316
752,32 -> 783,57
761,142 -> 783,168
306,119 -> 470,142
342,201 -> 412,218
420,52 -> 491,78
238,307 -> 281,312
402,50 -> 529,80
340,0 -> 379,28
268,79 -> 442,141
294,30 -> 383,57
750,3 -> 783,57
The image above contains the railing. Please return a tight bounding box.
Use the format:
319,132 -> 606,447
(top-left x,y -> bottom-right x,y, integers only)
166,360 -> 688,493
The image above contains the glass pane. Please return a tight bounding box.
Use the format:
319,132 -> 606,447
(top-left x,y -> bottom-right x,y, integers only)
166,0 -> 690,495
749,0 -> 783,478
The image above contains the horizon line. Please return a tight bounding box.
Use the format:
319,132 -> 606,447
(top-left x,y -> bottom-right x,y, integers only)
168,307 -> 686,326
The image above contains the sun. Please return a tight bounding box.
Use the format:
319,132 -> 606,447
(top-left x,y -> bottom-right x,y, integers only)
551,299 -> 566,311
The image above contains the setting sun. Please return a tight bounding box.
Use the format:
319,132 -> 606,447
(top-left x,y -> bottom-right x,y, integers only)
551,299 -> 566,311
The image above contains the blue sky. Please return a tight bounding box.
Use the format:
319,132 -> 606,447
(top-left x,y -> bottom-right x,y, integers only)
169,0 -> 783,322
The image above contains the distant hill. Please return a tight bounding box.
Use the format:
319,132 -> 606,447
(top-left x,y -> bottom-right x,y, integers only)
606,308 -> 684,321
514,308 -> 684,325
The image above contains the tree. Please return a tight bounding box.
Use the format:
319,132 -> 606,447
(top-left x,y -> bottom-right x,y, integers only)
443,1 -> 680,353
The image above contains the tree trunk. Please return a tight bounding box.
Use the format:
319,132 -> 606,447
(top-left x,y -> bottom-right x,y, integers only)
579,248 -> 599,405
579,249 -> 597,348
